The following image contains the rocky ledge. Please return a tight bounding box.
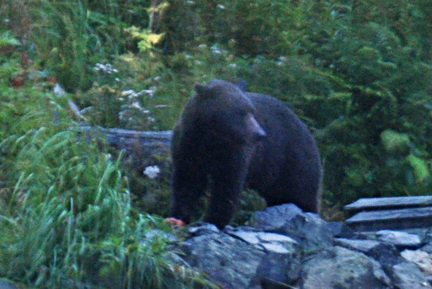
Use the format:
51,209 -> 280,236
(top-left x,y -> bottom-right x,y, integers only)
172,204 -> 432,289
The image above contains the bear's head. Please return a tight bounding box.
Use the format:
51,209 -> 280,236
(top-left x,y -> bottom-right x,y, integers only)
191,79 -> 266,145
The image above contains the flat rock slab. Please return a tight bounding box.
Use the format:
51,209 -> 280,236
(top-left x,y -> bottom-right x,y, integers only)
377,230 -> 422,248
334,238 -> 402,265
230,231 -> 298,254
345,207 -> 432,231
389,261 -> 432,289
334,238 -> 381,253
345,196 -> 432,211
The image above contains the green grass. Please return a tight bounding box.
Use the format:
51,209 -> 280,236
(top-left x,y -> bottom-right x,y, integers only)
0,86 -> 216,288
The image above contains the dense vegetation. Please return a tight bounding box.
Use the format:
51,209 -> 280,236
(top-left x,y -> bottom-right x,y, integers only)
0,0 -> 431,287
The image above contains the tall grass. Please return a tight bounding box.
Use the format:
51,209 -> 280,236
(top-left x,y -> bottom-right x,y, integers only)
0,88 -> 216,288
29,0 -> 125,92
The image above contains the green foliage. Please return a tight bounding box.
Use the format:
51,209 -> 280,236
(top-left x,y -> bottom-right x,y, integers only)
29,0 -> 111,91
381,130 -> 411,154
125,26 -> 165,53
0,31 -> 21,47
79,53 -> 176,130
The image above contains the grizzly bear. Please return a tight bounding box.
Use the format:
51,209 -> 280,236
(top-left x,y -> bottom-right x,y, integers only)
168,79 -> 322,229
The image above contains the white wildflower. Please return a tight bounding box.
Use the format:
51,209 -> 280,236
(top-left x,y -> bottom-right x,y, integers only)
93,63 -> 118,74
198,44 -> 208,49
278,56 -> 287,62
131,101 -> 142,109
211,45 -> 221,54
143,166 -> 160,179
137,88 -> 155,97
119,111 -> 126,120
121,89 -> 135,96
53,83 -> 66,97
217,4 -> 226,9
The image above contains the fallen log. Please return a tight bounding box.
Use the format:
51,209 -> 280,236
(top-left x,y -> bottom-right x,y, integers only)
74,123 -> 173,174
75,123 -> 172,152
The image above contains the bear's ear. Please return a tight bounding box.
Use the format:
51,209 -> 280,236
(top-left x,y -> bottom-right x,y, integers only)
194,83 -> 210,97
234,79 -> 247,92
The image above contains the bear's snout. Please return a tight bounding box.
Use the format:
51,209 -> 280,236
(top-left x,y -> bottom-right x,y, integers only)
253,126 -> 266,141
247,114 -> 266,142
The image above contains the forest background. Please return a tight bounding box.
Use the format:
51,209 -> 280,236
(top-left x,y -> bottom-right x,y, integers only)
0,0 -> 431,288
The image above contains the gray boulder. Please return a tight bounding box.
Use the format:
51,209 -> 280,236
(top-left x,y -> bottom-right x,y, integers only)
299,246 -> 392,289
251,204 -> 333,252
334,238 -> 402,265
389,261 -> 432,289
180,230 -> 301,289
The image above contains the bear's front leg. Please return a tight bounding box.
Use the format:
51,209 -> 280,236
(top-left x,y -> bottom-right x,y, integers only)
170,165 -> 207,225
205,157 -> 249,229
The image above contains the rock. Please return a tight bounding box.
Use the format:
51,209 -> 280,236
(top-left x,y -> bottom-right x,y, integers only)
252,204 -> 333,252
401,249 -> 432,275
334,238 -> 402,265
142,229 -> 178,243
230,231 -> 298,253
389,261 -> 432,289
334,238 -> 381,252
423,228 -> 432,243
422,243 -> 432,254
328,221 -> 354,238
181,233 -> 263,289
427,276 -> 432,286
299,246 -> 392,289
170,204 -> 432,289
188,223 -> 220,235
377,230 -> 422,249
252,204 -> 303,231
256,248 -> 301,287
180,231 -> 300,289
230,230 -> 301,285
0,280 -> 17,289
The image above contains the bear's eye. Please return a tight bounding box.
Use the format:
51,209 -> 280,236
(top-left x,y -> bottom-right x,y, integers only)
239,111 -> 248,117
238,109 -> 251,118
